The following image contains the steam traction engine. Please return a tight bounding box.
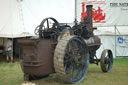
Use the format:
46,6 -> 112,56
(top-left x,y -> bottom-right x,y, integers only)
18,5 -> 113,83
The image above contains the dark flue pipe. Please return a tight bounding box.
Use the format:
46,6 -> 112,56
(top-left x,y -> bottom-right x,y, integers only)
86,5 -> 93,35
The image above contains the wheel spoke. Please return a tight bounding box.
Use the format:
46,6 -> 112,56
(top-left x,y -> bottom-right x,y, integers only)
46,19 -> 49,29
64,56 -> 72,64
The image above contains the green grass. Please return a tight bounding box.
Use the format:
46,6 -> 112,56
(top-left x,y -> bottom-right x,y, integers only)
0,58 -> 128,85
0,62 -> 24,85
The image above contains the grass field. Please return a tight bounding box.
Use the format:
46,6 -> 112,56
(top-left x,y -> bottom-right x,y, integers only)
0,58 -> 128,85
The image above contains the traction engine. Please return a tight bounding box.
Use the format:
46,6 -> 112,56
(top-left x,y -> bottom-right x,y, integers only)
18,5 -> 113,83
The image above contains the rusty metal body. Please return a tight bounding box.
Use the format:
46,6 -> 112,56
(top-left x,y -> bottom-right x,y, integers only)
18,39 -> 55,79
18,5 -> 113,83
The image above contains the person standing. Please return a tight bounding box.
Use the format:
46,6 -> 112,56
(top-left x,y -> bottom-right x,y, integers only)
4,38 -> 14,63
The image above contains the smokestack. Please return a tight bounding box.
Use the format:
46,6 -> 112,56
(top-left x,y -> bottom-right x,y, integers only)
86,5 -> 93,34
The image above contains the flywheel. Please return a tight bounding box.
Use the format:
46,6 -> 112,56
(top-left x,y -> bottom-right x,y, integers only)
54,36 -> 89,83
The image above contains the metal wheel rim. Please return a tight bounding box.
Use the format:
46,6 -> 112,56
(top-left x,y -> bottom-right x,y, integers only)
34,25 -> 45,35
64,37 -> 89,83
100,49 -> 113,72
104,50 -> 113,72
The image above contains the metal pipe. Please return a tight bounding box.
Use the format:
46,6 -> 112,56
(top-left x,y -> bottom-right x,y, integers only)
86,5 -> 93,34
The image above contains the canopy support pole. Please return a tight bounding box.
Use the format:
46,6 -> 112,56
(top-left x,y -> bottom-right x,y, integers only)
114,25 -> 117,58
11,38 -> 14,58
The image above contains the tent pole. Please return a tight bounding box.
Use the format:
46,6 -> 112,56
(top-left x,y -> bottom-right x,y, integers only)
114,25 -> 117,58
12,38 -> 13,58
3,38 -> 4,48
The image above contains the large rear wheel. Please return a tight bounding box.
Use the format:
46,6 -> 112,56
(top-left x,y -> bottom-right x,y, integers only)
54,36 -> 89,83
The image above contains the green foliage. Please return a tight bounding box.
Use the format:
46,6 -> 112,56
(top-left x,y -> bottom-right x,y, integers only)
0,58 -> 128,85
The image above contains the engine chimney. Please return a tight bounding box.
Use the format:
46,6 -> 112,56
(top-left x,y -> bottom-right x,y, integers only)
86,5 -> 93,35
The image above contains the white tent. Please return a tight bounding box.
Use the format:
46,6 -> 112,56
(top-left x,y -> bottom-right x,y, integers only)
0,0 -> 35,54
0,0 -> 75,38
0,0 -> 34,38
21,0 -> 75,34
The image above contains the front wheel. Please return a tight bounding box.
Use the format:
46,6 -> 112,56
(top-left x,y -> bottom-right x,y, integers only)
100,49 -> 113,72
